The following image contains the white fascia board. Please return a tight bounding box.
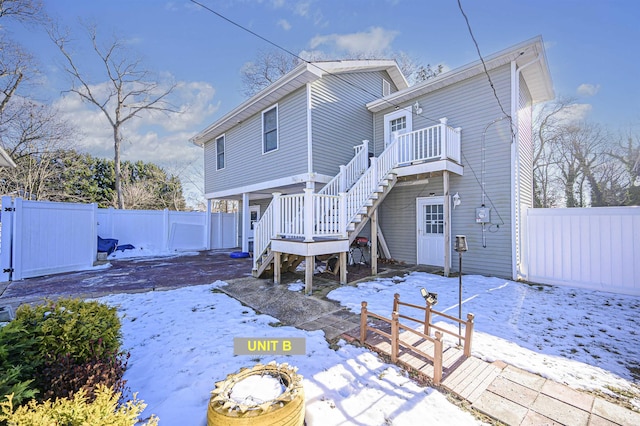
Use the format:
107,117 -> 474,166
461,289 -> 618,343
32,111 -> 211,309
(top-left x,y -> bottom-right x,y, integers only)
204,173 -> 333,200
367,36 -> 553,113
312,59 -> 408,90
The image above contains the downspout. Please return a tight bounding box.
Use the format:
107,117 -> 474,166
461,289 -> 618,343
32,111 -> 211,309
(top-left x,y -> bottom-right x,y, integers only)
511,55 -> 540,281
306,83 -> 314,190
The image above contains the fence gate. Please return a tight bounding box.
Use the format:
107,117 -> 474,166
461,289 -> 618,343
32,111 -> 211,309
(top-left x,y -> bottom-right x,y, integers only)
0,196 -> 97,282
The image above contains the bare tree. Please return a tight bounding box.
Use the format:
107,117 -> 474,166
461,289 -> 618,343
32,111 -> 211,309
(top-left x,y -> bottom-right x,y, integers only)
533,99 -> 575,207
0,0 -> 45,115
0,0 -> 44,23
240,49 -> 442,97
0,99 -> 73,199
609,131 -> 640,205
0,39 -> 31,115
533,98 -> 636,207
50,23 -> 177,209
240,49 -> 302,97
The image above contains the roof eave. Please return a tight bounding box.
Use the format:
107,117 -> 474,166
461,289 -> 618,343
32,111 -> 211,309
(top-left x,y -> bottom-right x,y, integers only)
192,59 -> 407,146
367,36 -> 554,112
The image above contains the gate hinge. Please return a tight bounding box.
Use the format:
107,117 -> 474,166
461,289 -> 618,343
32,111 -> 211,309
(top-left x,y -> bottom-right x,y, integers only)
3,207 -> 15,212
3,268 -> 13,273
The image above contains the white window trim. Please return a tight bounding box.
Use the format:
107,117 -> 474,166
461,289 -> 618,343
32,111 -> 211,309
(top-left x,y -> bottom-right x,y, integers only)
262,104 -> 279,155
383,108 -> 413,147
215,134 -> 225,170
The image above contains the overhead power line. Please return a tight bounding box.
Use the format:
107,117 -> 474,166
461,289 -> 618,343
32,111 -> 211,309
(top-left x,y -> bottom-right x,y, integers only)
189,0 -> 443,125
456,0 -> 514,138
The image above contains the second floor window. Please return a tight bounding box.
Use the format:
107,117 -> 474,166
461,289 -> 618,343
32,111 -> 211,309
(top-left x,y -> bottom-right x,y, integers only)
262,105 -> 278,153
216,135 -> 225,170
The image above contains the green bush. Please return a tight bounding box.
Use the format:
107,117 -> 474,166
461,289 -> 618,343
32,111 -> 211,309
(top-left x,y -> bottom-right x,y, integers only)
12,298 -> 121,365
0,385 -> 158,426
0,298 -> 124,403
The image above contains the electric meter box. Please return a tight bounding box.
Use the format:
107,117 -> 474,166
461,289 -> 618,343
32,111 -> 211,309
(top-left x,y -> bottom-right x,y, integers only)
475,207 -> 491,223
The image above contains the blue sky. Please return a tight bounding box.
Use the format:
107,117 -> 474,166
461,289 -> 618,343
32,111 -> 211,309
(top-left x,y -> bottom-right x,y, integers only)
6,0 -> 640,206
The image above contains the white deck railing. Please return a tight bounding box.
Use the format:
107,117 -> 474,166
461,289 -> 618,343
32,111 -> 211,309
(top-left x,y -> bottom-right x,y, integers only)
274,190 -> 345,240
253,119 -> 460,267
396,118 -> 461,165
318,141 -> 369,196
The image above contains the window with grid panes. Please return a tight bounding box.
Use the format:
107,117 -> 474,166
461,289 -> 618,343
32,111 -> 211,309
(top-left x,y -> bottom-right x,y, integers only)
262,106 -> 278,153
215,135 -> 225,170
390,116 -> 406,133
423,204 -> 444,234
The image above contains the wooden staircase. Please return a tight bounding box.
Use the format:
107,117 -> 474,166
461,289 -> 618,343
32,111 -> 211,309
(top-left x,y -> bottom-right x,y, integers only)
252,170 -> 397,278
251,119 -> 461,279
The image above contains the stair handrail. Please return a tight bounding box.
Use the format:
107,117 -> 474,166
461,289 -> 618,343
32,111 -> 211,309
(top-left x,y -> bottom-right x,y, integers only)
318,140 -> 369,196
345,119 -> 458,225
253,199 -> 275,269
345,136 -> 398,224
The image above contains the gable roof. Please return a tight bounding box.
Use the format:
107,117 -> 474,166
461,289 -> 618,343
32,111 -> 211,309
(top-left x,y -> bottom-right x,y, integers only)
366,36 -> 554,113
191,60 -> 407,146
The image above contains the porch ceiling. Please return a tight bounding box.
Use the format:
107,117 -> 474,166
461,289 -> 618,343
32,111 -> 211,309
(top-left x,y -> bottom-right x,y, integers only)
205,172 -> 333,201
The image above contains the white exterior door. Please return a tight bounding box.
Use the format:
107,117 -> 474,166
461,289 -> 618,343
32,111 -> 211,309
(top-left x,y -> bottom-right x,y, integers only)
416,197 -> 445,267
248,205 -> 260,241
383,109 -> 412,148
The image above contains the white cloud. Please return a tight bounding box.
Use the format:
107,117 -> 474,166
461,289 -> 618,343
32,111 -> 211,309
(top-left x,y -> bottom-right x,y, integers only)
310,27 -> 398,56
277,18 -> 291,31
577,83 -> 600,97
294,0 -> 311,17
52,77 -> 218,206
556,103 -> 592,123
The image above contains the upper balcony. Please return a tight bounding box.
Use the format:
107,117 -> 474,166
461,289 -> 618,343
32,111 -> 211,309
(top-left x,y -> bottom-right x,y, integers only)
392,118 -> 463,178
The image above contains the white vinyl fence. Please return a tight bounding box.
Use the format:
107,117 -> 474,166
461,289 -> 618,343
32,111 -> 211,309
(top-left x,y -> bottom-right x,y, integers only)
1,197 -> 238,282
525,207 -> 640,296
1,197 -> 97,281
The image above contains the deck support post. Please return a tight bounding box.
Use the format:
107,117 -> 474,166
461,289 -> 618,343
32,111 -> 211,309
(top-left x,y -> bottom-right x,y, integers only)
303,188 -> 314,243
371,208 -> 378,276
273,251 -> 281,284
241,192 -> 250,253
305,255 -> 314,294
339,251 -> 347,284
443,170 -> 451,277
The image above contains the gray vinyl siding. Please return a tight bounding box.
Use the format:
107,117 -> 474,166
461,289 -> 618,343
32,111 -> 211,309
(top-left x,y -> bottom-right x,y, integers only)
204,87 -> 308,194
379,179 -> 444,264
311,71 -> 393,177
376,64 -> 515,278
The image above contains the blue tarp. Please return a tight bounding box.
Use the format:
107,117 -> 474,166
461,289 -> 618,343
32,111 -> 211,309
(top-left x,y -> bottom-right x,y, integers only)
98,236 -> 118,255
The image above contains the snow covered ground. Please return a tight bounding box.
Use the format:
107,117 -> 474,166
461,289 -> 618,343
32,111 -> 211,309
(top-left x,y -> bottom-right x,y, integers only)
98,272 -> 639,425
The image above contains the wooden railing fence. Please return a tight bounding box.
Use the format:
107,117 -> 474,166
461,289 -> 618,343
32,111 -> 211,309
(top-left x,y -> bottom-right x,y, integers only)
359,293 -> 475,385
